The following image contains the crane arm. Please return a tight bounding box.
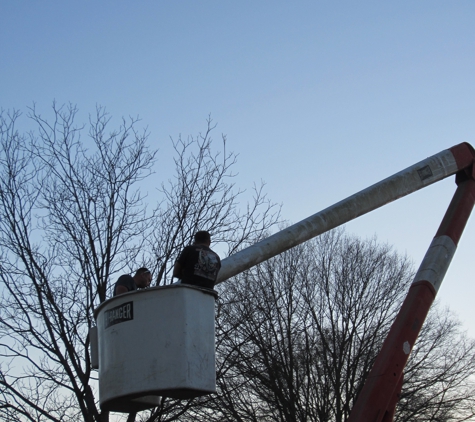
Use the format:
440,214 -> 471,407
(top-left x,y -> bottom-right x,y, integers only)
215,141 -> 475,422
217,142 -> 475,284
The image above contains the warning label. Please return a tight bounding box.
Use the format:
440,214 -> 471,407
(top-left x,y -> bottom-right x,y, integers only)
104,301 -> 134,328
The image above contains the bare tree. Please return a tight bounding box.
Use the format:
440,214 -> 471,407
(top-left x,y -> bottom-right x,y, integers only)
147,118 -> 277,286
397,307 -> 475,421
195,229 -> 475,422
0,104 -> 280,422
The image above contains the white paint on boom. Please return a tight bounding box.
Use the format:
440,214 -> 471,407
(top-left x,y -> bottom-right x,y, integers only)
216,149 -> 458,284
412,235 -> 457,292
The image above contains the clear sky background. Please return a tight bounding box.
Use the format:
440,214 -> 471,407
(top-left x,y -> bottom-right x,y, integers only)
1,2 -> 475,335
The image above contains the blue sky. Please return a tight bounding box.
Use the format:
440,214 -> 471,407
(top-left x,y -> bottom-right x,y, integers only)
2,1 -> 475,334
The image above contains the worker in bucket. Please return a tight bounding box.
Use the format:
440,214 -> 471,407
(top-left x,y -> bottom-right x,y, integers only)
173,231 -> 221,289
113,267 -> 152,296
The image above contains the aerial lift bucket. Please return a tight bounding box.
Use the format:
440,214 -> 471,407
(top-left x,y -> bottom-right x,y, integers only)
93,284 -> 217,413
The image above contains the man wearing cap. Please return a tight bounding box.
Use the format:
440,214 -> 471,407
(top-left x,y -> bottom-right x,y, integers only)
173,231 -> 221,289
113,267 -> 152,296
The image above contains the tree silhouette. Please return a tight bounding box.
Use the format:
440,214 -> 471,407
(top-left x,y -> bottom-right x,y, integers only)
0,103 -> 280,422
